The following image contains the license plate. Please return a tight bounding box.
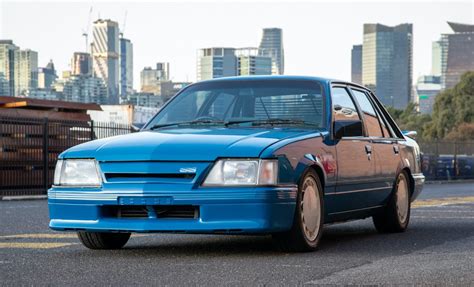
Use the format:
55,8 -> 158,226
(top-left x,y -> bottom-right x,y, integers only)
118,196 -> 173,205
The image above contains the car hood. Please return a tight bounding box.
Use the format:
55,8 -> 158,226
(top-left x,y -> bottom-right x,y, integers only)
61,127 -> 317,161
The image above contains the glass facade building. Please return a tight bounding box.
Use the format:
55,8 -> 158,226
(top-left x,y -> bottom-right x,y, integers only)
71,52 -> 92,76
351,45 -> 362,84
197,48 -> 237,81
236,48 -> 272,76
436,22 -> 474,89
258,28 -> 284,75
38,60 -> 57,89
119,37 -> 133,97
362,23 -> 413,109
62,75 -> 108,104
91,19 -> 120,104
0,40 -> 17,96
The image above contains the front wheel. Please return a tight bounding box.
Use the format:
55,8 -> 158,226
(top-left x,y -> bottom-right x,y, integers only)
373,171 -> 411,233
272,169 -> 324,252
77,231 -> 131,250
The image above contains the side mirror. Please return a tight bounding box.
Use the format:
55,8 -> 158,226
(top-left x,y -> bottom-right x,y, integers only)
334,120 -> 363,139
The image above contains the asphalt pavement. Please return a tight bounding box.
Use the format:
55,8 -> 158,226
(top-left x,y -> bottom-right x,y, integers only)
0,183 -> 473,285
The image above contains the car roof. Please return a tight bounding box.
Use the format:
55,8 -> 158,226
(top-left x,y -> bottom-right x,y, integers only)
195,75 -> 368,91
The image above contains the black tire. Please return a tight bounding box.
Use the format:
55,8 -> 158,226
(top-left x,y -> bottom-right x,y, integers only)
373,171 -> 411,233
272,169 -> 324,252
77,231 -> 131,250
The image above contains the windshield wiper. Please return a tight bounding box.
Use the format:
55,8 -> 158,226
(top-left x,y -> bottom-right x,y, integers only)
149,119 -> 225,130
225,118 -> 319,127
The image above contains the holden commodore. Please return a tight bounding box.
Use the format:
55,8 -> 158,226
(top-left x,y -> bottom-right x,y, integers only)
48,76 -> 425,252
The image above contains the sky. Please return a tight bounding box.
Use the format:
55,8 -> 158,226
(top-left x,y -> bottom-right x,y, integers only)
0,0 -> 473,89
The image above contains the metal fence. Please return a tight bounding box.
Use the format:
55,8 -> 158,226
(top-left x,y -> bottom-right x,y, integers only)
0,116 -> 133,197
418,141 -> 474,181
1,116 -> 473,198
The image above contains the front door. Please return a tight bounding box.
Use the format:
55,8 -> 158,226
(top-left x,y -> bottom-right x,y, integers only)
327,86 -> 376,214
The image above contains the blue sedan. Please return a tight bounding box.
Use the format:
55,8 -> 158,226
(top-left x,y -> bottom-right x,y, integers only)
48,76 -> 425,252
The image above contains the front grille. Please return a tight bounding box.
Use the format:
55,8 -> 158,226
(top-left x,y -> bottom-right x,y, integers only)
103,205 -> 199,219
104,173 -> 195,181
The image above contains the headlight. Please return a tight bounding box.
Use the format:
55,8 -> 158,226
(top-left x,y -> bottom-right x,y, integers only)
53,159 -> 102,187
203,159 -> 278,186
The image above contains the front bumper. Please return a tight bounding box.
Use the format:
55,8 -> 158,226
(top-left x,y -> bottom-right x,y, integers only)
48,185 -> 297,234
410,173 -> 425,202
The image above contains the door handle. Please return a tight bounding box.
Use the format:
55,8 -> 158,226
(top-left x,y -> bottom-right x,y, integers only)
365,145 -> 372,154
393,145 -> 399,154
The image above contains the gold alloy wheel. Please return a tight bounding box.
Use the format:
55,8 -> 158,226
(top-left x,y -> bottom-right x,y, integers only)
396,173 -> 409,224
300,175 -> 321,242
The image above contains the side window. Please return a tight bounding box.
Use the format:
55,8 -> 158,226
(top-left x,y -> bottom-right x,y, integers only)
332,87 -> 361,121
351,89 -> 384,138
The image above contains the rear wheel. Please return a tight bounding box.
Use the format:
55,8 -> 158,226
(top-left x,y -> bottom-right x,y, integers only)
272,169 -> 324,252
77,231 -> 131,250
373,171 -> 411,233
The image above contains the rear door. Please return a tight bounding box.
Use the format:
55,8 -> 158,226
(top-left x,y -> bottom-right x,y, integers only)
349,88 -> 399,205
329,86 -> 376,214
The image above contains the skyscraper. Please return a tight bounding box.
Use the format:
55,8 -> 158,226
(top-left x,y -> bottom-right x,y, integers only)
0,40 -> 18,96
351,45 -> 362,84
435,22 -> 474,89
91,19 -> 120,104
236,48 -> 272,76
38,60 -> 57,89
362,23 -> 413,109
197,48 -> 237,81
258,28 -> 284,75
71,52 -> 92,76
14,49 -> 38,96
119,37 -> 133,97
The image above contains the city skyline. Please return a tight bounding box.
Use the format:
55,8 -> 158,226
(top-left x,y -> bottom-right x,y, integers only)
1,1 -> 472,88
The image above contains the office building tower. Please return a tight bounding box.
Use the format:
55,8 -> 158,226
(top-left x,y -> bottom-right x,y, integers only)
71,52 -> 92,76
415,75 -> 441,114
119,37 -> 133,97
91,19 -> 120,104
197,48 -> 237,81
236,48 -> 272,76
362,23 -> 413,109
14,49 -> 38,96
436,22 -> 474,89
351,45 -> 363,84
258,28 -> 284,75
38,60 -> 57,89
0,40 -> 18,96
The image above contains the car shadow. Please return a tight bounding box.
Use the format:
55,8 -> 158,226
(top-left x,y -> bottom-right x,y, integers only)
70,217 -> 474,258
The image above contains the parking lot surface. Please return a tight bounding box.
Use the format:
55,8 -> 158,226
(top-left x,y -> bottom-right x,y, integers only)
1,183 -> 473,285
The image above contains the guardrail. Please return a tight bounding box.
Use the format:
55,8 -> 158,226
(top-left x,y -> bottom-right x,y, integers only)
0,116 -> 133,197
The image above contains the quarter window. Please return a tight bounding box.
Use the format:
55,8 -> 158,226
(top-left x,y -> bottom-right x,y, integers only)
351,89 -> 384,137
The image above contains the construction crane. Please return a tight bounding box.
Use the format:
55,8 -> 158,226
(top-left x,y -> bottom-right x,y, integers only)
120,10 -> 128,38
81,7 -> 93,52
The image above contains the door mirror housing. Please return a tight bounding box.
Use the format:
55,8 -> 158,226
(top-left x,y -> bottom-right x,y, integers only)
334,120 -> 364,139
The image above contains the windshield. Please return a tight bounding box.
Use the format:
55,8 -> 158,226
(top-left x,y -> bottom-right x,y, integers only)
144,79 -> 326,130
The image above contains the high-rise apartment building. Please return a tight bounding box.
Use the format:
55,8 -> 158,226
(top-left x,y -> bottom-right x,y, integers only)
235,48 -> 272,76
38,60 -> 57,89
0,40 -> 18,96
71,52 -> 92,76
258,28 -> 284,75
197,48 -> 237,81
351,45 -> 363,84
119,37 -> 133,97
14,49 -> 38,96
434,22 -> 474,89
362,23 -> 413,109
91,19 -> 120,104
62,75 -> 108,104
